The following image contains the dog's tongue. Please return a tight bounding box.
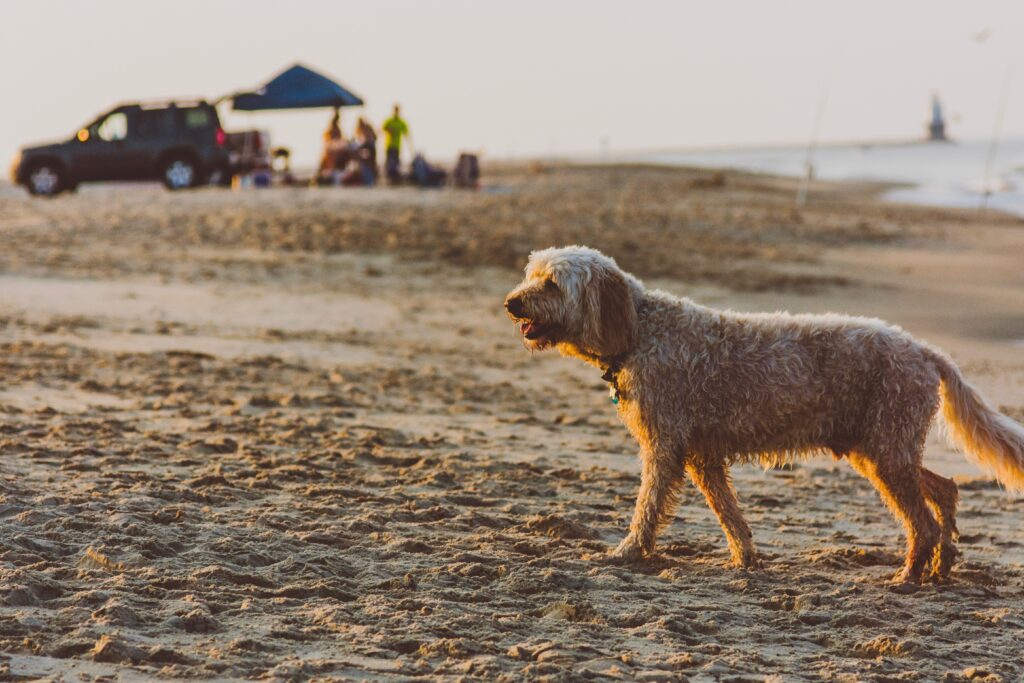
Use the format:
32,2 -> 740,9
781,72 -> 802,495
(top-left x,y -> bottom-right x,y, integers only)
520,322 -> 536,337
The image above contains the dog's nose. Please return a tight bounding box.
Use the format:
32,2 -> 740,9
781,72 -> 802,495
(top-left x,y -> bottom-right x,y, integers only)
505,296 -> 524,317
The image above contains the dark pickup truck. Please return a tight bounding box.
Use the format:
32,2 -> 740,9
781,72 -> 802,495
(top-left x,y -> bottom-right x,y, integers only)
10,100 -> 229,196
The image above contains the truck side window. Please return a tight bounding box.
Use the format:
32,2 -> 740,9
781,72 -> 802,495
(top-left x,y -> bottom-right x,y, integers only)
184,108 -> 211,129
97,112 -> 128,141
137,109 -> 176,138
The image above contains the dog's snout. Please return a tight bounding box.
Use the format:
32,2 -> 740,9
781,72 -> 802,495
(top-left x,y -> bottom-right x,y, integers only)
505,296 -> 524,317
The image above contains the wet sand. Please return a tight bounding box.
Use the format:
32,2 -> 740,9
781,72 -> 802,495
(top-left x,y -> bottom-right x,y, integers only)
1,166 -> 1023,681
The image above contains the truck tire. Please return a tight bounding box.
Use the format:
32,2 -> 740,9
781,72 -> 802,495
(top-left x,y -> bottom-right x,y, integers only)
161,154 -> 201,190
25,161 -> 66,197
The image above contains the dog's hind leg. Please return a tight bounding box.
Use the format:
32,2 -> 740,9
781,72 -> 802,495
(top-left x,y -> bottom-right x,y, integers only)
848,453 -> 940,584
608,453 -> 685,562
686,461 -> 761,569
920,466 -> 959,580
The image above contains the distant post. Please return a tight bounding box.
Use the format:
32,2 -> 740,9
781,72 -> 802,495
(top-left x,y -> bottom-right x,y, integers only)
980,63 -> 1013,211
796,61 -> 837,208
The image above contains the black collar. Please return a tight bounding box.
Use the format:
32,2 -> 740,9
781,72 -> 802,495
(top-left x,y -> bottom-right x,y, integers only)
600,356 -> 624,384
600,353 -> 628,403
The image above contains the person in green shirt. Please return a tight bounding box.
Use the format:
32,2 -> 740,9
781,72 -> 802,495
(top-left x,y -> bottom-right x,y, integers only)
382,104 -> 410,184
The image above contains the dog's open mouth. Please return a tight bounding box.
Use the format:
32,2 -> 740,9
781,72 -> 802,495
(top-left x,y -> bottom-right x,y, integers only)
519,321 -> 546,340
517,320 -> 556,347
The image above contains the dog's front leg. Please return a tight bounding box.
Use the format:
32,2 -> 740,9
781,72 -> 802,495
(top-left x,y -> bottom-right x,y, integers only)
607,452 -> 684,563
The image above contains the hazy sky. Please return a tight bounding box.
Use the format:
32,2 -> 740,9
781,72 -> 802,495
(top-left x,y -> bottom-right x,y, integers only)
3,1 -> 1023,169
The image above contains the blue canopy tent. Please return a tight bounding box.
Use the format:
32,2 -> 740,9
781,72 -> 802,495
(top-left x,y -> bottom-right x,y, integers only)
231,63 -> 363,111
220,64 -> 365,184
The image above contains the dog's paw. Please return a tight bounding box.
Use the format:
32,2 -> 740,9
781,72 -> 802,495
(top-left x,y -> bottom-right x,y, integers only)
927,543 -> 959,582
732,549 -> 764,570
888,567 -> 923,590
733,552 -> 765,569
602,537 -> 645,564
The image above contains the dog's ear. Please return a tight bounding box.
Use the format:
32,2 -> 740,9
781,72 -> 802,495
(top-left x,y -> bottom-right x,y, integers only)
593,265 -> 636,357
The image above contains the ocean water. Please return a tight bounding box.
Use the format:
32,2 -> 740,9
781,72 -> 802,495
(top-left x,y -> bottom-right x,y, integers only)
636,138 -> 1024,217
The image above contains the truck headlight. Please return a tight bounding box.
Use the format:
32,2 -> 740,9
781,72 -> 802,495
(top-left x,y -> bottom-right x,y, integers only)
9,152 -> 21,182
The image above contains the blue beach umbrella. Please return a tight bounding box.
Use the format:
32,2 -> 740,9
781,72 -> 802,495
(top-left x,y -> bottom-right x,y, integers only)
232,63 -> 363,111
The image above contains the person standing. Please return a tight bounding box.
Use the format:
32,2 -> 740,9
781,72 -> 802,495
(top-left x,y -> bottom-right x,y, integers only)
325,107 -> 342,144
382,104 -> 410,185
318,107 -> 346,180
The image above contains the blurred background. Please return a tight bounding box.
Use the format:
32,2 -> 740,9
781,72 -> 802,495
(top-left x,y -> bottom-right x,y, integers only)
3,0 -> 1022,164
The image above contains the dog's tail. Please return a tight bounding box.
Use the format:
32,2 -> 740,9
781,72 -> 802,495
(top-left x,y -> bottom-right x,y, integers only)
926,348 -> 1024,492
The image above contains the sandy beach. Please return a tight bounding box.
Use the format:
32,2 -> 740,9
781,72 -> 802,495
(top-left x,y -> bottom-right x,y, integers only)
1,165 -> 1023,681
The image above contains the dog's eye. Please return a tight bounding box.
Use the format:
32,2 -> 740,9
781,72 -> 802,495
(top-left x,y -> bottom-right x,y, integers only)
545,278 -> 559,291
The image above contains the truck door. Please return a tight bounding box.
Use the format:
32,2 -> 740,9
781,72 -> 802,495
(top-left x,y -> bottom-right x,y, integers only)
72,109 -> 147,181
136,107 -> 179,178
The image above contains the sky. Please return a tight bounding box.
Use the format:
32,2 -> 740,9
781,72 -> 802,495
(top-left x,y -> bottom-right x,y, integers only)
3,0 -> 1023,169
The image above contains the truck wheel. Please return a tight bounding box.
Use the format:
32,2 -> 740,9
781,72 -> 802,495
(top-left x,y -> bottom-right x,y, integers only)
161,156 -> 199,190
26,162 -> 65,197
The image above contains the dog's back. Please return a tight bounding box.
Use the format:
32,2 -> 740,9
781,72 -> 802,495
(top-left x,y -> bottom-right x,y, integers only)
631,293 -> 941,464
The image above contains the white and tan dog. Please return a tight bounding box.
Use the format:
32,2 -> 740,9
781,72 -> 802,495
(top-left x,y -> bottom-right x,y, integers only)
504,245 -> 1024,583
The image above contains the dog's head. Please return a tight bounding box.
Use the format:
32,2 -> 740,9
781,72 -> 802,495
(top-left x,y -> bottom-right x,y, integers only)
503,246 -> 637,358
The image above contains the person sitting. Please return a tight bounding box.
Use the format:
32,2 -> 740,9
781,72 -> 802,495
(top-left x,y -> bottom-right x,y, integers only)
338,118 -> 379,187
356,117 -> 378,185
317,108 -> 357,183
272,147 -> 294,185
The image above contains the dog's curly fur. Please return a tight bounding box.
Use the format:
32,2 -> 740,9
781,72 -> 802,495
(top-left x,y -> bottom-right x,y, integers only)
505,245 -> 1024,583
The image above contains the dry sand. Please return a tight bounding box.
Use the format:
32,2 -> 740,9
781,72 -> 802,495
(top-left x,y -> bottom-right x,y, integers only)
0,166 -> 1023,681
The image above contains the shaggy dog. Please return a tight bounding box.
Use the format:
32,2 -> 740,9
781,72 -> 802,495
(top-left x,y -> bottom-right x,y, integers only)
504,245 -> 1024,583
